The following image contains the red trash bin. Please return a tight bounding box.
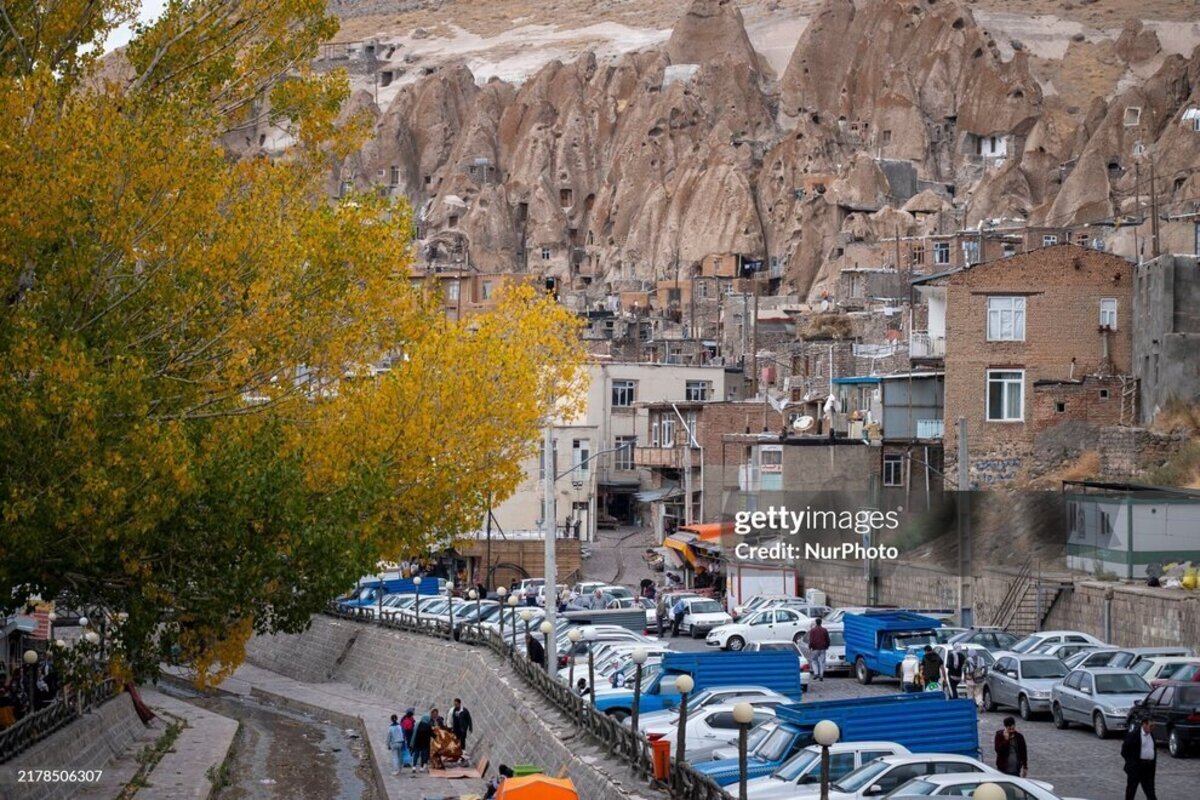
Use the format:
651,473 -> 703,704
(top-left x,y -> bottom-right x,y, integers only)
651,738 -> 672,781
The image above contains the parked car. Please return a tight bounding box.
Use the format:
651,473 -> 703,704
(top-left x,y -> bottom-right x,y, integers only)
1051,667 -> 1152,737
734,594 -> 796,619
1007,630 -> 1105,654
706,607 -> 816,651
654,702 -> 777,760
947,628 -> 1021,653
745,742 -> 911,800
1133,657 -> 1200,688
1126,681 -> 1200,758
1170,663 -> 1200,683
556,626 -> 659,669
742,641 -> 811,685
885,773 -> 1078,799
1106,647 -> 1195,669
983,654 -> 1071,719
814,753 -> 998,799
797,623 -> 849,674
636,686 -> 791,733
757,598 -> 832,620
1065,648 -> 1121,670
933,627 -> 968,644
1031,641 -> 1103,661
678,597 -> 734,638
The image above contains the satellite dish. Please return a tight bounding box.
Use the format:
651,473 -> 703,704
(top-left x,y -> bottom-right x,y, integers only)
794,415 -> 815,432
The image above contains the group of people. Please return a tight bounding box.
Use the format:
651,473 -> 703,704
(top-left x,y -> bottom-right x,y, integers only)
898,644 -> 987,707
385,698 -> 474,776
0,662 -> 59,728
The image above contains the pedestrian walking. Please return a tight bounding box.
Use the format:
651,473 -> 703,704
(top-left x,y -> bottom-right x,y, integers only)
524,582 -> 538,607
655,593 -> 668,637
993,717 -> 1028,778
670,597 -> 688,637
900,650 -> 921,693
807,619 -> 830,682
450,698 -> 473,749
410,710 -> 434,774
1122,718 -> 1158,800
962,650 -> 986,710
386,714 -> 407,775
943,645 -> 966,699
921,645 -> 943,689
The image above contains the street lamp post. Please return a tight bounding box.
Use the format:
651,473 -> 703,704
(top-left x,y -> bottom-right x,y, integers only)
814,719 -> 841,800
540,621 -> 554,674
520,608 -> 534,644
586,628 -> 597,703
23,650 -> 38,712
447,581 -> 456,639
376,571 -> 386,619
567,628 -> 582,693
673,674 -> 695,791
468,589 -> 479,640
733,702 -> 755,800
630,648 -> 648,772
507,594 -> 519,656
972,783 -> 1007,800
413,575 -> 423,629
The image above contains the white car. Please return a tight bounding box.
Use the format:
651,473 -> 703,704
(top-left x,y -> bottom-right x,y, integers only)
734,594 -> 796,619
744,641 -> 812,686
745,742 -> 910,799
886,773 -> 1084,799
675,597 -> 733,638
636,686 -> 790,733
1007,630 -> 1106,655
707,607 -> 815,651
654,702 -> 777,760
789,754 -> 999,799
1133,656 -> 1200,688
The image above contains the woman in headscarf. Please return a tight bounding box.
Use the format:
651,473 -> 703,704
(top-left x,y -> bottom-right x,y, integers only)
430,717 -> 463,769
410,710 -> 434,773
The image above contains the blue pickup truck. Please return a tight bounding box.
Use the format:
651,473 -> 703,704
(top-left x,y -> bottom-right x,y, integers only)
844,611 -> 942,685
592,650 -> 802,720
336,577 -> 440,610
692,692 -> 979,786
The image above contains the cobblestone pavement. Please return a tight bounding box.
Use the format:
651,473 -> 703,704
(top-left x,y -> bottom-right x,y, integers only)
665,635 -> 1198,800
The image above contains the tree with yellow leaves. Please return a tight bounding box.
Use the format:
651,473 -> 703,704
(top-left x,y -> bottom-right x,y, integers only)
0,1 -> 583,682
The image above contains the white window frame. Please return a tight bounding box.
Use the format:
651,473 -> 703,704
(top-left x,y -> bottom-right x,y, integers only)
883,454 -> 904,487
447,281 -> 460,301
933,241 -> 951,265
660,417 -> 676,449
481,280 -> 494,300
1099,298 -> 1118,330
612,380 -> 636,407
614,436 -> 636,470
685,380 -> 710,402
541,246 -> 551,260
572,439 -> 590,476
986,369 -> 1025,422
1042,234 -> 1058,247
987,296 -> 1026,342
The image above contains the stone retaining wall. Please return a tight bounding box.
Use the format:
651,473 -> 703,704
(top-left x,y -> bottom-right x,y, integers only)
245,617 -> 658,800
9,694 -> 146,800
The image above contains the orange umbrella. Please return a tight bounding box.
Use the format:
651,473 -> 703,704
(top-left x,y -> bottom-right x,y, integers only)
494,774 -> 579,800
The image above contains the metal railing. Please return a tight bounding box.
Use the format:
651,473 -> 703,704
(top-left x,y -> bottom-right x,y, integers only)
329,605 -> 731,800
909,331 -> 946,358
0,677 -> 120,763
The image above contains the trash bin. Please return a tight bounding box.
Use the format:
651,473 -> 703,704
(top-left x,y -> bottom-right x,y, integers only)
651,738 -> 672,781
512,764 -> 542,777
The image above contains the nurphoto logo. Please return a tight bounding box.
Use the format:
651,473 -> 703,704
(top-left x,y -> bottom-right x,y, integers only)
731,505 -> 902,563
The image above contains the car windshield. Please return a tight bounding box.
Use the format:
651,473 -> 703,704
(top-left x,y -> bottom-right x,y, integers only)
1132,660 -> 1156,677
884,779 -> 939,797
894,633 -> 936,649
1174,665 -> 1200,681
1095,673 -> 1151,694
833,760 -> 891,793
1021,660 -> 1068,679
1011,635 -> 1044,653
1178,686 -> 1200,704
829,631 -> 845,646
690,600 -> 724,614
742,724 -> 772,750
773,748 -> 820,780
756,726 -> 797,762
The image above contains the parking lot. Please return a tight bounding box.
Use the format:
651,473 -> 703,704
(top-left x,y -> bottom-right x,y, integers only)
665,634 -> 1198,799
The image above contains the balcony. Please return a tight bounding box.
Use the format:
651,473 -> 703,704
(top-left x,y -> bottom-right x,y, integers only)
916,419 -> 945,439
634,446 -> 684,469
910,331 -> 946,359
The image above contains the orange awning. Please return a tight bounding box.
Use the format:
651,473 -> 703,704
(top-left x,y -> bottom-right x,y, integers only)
663,534 -> 698,568
679,522 -> 734,542
495,775 -> 579,800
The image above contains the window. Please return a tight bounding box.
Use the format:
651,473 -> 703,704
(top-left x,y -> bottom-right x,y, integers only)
883,454 -> 904,487
1124,107 -> 1142,127
1055,401 -> 1066,413
447,281 -> 460,301
962,239 -> 979,266
686,380 -> 710,402
612,380 -> 636,407
541,246 -> 551,260
572,439 -> 590,476
1100,389 -> 1110,399
933,241 -> 951,265
881,129 -> 892,145
615,436 -> 636,470
660,417 -> 676,448
986,370 -> 1024,422
987,296 -> 1026,341
481,280 -> 494,300
1003,243 -> 1016,258
1042,234 -> 1058,247
760,447 -> 783,472
1100,298 -> 1118,330
650,420 -> 659,448
911,243 -> 925,265
389,165 -> 400,186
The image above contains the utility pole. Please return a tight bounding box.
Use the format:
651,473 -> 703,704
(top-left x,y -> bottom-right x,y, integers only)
1149,161 -> 1161,259
751,274 -> 760,397
542,419 -> 558,676
673,404 -> 695,526
1135,161 -> 1141,263
485,494 -> 493,591
956,418 -> 972,627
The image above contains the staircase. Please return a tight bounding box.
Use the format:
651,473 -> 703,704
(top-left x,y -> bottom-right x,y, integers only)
991,556 -> 1076,636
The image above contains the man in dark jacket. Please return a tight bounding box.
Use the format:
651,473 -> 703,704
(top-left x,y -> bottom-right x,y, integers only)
993,717 -> 1028,777
921,645 -> 943,688
943,645 -> 967,699
806,619 -> 831,682
526,633 -> 545,666
410,711 -> 435,773
450,698 -> 473,749
1121,718 -> 1158,800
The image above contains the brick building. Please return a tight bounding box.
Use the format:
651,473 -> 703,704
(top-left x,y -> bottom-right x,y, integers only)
915,245 -> 1135,486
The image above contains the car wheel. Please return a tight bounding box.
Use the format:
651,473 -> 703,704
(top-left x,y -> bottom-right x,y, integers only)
1018,695 -> 1033,721
691,628 -> 703,639
856,657 -> 874,685
1169,727 -> 1187,759
1052,703 -> 1068,729
1093,711 -> 1110,739
726,636 -> 745,652
792,631 -> 805,645
982,686 -> 996,713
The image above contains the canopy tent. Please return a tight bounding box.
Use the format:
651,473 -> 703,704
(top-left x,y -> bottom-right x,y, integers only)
495,775 -> 579,800
678,522 -> 734,542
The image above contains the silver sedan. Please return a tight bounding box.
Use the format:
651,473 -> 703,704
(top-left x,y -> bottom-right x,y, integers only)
1051,667 -> 1151,738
